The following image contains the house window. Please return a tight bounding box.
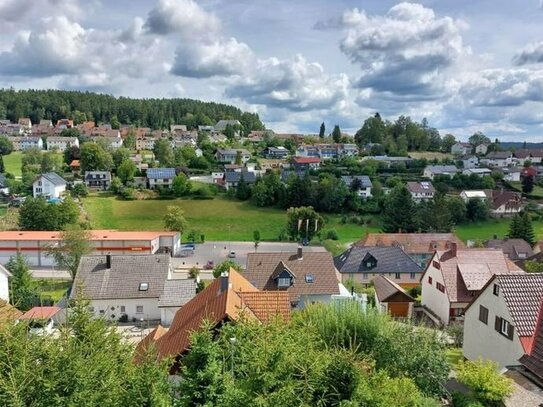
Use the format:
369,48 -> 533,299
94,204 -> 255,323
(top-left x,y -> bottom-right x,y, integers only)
120,306 -> 125,313
366,262 -> 372,268
136,306 -> 143,314
99,310 -> 105,314
410,273 -> 416,279
493,284 -> 499,296
278,277 -> 291,288
433,261 -> 440,269
479,305 -> 489,325
500,319 -> 509,336
139,282 -> 149,291
436,282 -> 445,293
363,273 -> 368,280
395,273 -> 400,279
428,276 -> 433,285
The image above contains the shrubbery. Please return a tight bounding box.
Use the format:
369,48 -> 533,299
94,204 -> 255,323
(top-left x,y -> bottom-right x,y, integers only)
456,359 -> 514,405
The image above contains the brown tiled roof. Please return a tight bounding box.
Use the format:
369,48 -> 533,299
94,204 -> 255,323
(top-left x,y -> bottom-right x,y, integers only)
435,249 -> 523,303
244,252 -> 340,304
19,306 -> 61,320
485,239 -> 534,261
374,275 -> 414,303
134,325 -> 168,361
292,156 -> 321,164
0,299 -> 22,324
485,190 -> 522,211
495,274 -> 543,337
406,181 -> 436,194
141,269 -> 290,363
355,233 -> 464,254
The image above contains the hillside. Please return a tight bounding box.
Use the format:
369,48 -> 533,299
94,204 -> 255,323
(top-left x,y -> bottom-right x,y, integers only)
0,89 -> 265,132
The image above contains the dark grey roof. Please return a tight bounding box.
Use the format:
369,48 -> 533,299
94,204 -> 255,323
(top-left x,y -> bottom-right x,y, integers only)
425,165 -> 458,174
334,246 -> 422,274
495,273 -> 543,337
41,172 -> 67,186
485,239 -> 534,261
280,170 -> 307,183
485,151 -> 512,159
158,279 -> 197,307
225,171 -> 257,183
341,175 -> 372,189
72,254 -> 171,300
147,168 -> 176,179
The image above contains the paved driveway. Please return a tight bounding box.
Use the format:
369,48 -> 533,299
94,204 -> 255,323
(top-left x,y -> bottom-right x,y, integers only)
171,241 -> 326,271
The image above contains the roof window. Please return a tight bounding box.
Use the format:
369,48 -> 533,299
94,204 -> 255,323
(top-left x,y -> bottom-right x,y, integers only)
305,274 -> 314,283
139,282 -> 149,291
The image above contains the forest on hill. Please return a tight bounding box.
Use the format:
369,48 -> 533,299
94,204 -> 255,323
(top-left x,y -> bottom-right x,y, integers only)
0,89 -> 265,132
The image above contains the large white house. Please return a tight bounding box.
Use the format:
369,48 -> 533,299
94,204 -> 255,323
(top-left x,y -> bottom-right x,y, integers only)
72,254 -> 197,325
32,172 -> 67,199
47,136 -> 79,152
341,176 -> 373,198
463,274 -> 543,369
420,244 -> 523,325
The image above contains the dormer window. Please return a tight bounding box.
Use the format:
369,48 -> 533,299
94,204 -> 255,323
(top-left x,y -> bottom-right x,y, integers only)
139,282 -> 149,291
278,277 -> 291,288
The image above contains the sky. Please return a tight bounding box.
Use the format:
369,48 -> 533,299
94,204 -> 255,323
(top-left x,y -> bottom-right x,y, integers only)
0,0 -> 543,141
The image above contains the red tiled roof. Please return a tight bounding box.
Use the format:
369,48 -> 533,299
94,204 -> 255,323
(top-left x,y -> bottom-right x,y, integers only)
355,233 -> 464,254
19,306 -> 61,320
520,298 -> 543,378
292,156 -> 320,164
138,269 -> 290,366
435,249 -> 523,303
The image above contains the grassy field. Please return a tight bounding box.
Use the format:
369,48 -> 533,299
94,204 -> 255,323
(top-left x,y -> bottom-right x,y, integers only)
445,348 -> 463,369
509,181 -> 543,197
455,217 -> 543,242
4,151 -> 23,177
409,151 -> 453,161
36,279 -> 71,303
82,194 -> 376,243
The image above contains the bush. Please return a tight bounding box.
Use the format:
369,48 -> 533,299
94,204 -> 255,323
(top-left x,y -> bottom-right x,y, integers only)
452,391 -> 484,407
70,183 -> 88,198
121,187 -> 135,200
324,229 -> 339,240
188,266 -> 200,279
446,323 -> 464,347
456,359 -> 514,405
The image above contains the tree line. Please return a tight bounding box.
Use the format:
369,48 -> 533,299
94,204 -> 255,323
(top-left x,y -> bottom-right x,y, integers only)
0,89 -> 265,133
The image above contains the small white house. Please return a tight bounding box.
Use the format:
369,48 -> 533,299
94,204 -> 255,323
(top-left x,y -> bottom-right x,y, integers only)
475,144 -> 489,155
406,181 -> 435,202
32,172 -> 67,199
451,142 -> 471,155
19,306 -> 66,335
463,274 -> 543,369
503,168 -> 521,182
0,264 -> 11,303
341,176 -> 373,199
146,168 -> 176,190
423,165 -> 459,180
459,190 -> 487,202
461,155 -> 479,169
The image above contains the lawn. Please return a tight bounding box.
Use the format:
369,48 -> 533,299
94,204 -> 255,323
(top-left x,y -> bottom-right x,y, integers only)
82,194 -> 379,243
445,348 -> 463,369
409,151 -> 453,161
455,217 -> 543,242
509,181 -> 543,197
4,151 -> 23,177
36,279 -> 71,303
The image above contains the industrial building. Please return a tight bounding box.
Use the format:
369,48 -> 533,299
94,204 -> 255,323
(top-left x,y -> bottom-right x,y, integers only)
0,230 -> 181,267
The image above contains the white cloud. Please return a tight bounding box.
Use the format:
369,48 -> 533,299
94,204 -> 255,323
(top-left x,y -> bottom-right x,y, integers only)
225,55 -> 349,112
513,42 -> 543,65
319,2 -> 469,100
144,0 -> 220,38
171,37 -> 254,78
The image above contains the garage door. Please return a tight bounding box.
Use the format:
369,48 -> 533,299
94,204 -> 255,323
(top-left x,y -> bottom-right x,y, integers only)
388,302 -> 409,317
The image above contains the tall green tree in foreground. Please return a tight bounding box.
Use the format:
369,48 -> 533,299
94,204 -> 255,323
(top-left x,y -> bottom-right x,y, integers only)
508,211 -> 535,246
0,300 -> 172,406
286,206 -> 323,241
332,124 -> 341,143
522,175 -> 534,194
163,206 -> 187,235
319,122 -> 325,138
6,253 -> 38,311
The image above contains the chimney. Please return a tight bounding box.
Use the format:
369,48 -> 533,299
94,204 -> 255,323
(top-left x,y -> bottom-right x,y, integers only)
449,242 -> 457,257
220,271 -> 229,293
106,254 -> 111,269
297,246 -> 303,260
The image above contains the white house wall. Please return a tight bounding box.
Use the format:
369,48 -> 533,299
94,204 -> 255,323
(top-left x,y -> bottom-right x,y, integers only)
90,298 -> 160,322
463,286 -> 525,368
421,258 -> 451,325
0,271 -> 9,302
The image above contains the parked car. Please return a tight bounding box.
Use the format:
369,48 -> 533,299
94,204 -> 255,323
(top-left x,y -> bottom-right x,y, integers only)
204,260 -> 214,270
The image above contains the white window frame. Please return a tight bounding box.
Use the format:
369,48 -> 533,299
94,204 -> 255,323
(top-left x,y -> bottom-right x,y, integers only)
278,277 -> 291,288
500,319 -> 509,335
136,305 -> 143,314
120,306 -> 125,313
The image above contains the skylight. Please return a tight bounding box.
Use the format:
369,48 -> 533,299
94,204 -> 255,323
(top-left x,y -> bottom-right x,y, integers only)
139,283 -> 149,291
305,274 -> 314,283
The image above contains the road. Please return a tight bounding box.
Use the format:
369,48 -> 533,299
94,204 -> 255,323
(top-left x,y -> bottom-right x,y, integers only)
171,241 -> 326,271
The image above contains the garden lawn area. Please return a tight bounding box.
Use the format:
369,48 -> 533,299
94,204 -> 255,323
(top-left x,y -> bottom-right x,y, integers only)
36,279 -> 71,303
509,181 -> 543,197
455,217 -> 543,242
445,348 -> 463,369
4,151 -> 23,177
409,151 -> 453,161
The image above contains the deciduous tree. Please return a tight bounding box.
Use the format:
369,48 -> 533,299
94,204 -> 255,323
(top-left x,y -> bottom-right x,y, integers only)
163,206 -> 187,234
6,253 -> 37,311
47,224 -> 93,280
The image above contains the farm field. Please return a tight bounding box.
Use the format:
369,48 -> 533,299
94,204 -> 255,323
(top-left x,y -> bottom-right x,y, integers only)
4,151 -> 23,177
